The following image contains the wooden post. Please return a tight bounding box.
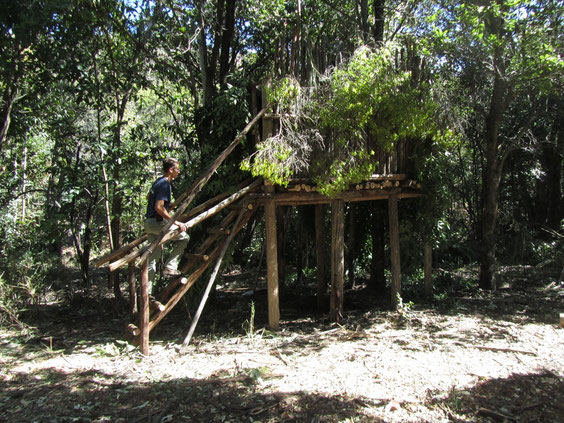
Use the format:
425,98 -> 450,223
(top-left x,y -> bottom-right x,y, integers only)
315,204 -> 327,310
128,262 -> 137,316
139,261 -> 150,356
330,200 -> 344,322
424,243 -> 433,298
264,184 -> 280,330
388,194 -> 401,310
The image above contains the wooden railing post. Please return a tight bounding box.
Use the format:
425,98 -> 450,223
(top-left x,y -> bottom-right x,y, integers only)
128,262 -> 137,316
330,200 -> 344,322
139,261 -> 150,356
264,183 -> 280,330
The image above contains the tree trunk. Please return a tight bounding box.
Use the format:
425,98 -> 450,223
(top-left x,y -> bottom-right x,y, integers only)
544,101 -> 563,230
373,0 -> 385,45
479,72 -> 507,291
0,80 -> 18,153
218,0 -> 236,87
357,0 -> 370,43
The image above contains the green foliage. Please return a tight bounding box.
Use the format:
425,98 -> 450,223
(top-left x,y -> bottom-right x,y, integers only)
243,45 -> 444,196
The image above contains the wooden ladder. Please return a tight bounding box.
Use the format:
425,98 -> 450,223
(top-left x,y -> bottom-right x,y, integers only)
127,198 -> 258,340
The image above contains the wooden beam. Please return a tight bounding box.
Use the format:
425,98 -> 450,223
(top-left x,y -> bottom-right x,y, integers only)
95,179 -> 254,269
264,184 -> 280,330
93,234 -> 148,268
388,194 -> 401,310
255,189 -> 422,206
330,200 -> 344,322
315,204 -> 327,310
108,179 -> 261,271
424,244 -> 433,298
139,261 -> 150,356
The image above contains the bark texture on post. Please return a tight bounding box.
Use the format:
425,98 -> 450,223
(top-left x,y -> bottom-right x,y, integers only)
265,184 -> 280,330
315,204 -> 327,310
388,195 -> 401,309
330,200 -> 345,322
139,262 -> 150,356
128,263 -> 137,316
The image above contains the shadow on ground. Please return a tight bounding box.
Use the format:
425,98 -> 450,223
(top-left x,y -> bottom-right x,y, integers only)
428,370 -> 564,422
1,366 -> 384,423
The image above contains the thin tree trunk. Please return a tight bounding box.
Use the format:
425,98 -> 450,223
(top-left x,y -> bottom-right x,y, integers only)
358,0 -> 370,43
20,140 -> 27,219
373,0 -> 385,45
479,72 -> 507,291
0,84 -> 17,152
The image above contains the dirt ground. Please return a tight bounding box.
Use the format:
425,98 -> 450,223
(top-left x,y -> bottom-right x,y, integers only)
1,265 -> 563,423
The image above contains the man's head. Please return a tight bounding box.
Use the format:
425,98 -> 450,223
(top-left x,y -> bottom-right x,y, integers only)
163,158 -> 180,173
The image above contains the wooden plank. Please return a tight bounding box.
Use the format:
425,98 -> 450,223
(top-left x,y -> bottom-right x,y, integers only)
264,184 -> 280,331
139,261 -> 150,356
256,189 -> 422,206
388,194 -> 401,310
315,204 -> 327,310
93,234 -> 148,268
424,244 -> 433,298
330,200 -> 344,322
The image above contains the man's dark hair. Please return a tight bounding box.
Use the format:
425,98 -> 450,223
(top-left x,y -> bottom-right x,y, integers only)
163,158 -> 179,173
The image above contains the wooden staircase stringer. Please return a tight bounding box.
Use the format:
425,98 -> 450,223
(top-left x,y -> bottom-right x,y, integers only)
142,204 -> 258,336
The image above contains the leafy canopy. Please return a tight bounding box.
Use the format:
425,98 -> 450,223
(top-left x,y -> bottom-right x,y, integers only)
242,45 -> 441,196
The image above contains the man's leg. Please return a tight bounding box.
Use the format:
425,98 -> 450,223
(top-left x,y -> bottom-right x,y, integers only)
163,224 -> 189,274
144,218 -> 164,294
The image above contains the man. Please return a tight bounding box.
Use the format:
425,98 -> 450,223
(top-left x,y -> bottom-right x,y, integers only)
144,158 -> 189,292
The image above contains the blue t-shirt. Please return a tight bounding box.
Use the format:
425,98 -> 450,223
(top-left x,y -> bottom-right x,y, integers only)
145,177 -> 172,219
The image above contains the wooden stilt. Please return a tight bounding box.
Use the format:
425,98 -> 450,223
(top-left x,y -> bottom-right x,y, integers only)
128,262 -> 137,316
424,243 -> 433,298
388,194 -> 401,310
315,204 -> 327,310
330,200 -> 344,322
139,261 -> 150,356
265,184 -> 280,330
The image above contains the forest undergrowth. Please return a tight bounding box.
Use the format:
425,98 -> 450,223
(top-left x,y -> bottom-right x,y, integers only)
1,265 -> 563,423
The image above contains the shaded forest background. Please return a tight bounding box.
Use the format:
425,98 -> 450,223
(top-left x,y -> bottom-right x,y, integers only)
0,0 -> 562,324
